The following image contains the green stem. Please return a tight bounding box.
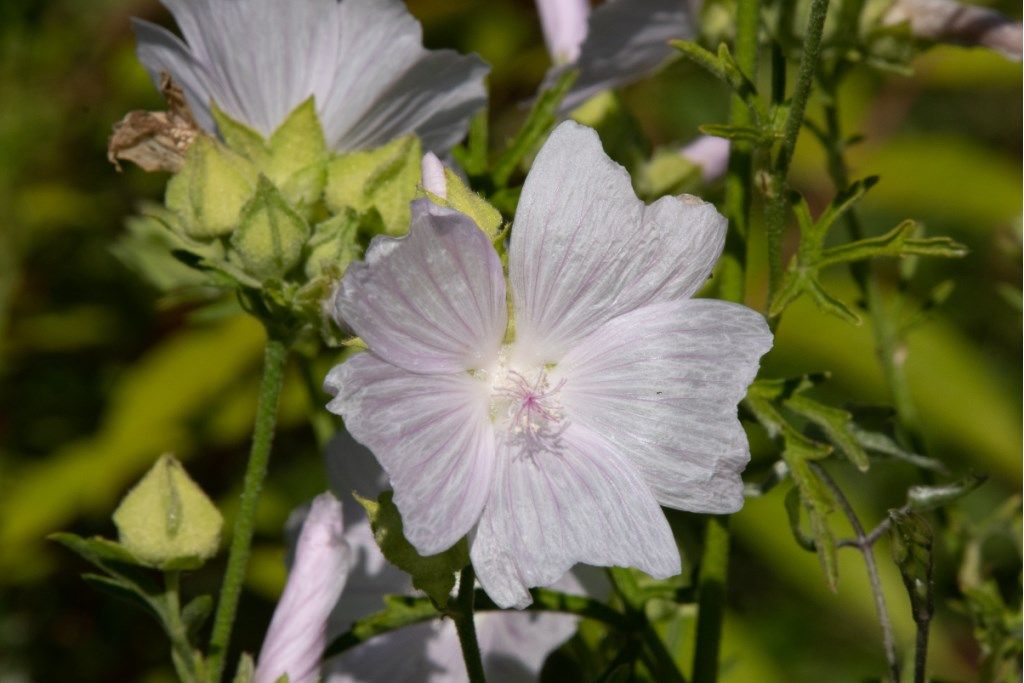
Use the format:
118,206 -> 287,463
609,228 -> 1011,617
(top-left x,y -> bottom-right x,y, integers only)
165,571 -> 204,683
297,355 -> 337,450
207,337 -> 289,683
452,566 -> 487,683
692,516 -> 731,683
766,0 -> 831,302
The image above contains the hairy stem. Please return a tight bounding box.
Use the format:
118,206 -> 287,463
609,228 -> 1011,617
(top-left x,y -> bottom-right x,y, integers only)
692,516 -> 732,683
207,337 -> 288,683
452,566 -> 487,683
766,0 -> 831,301
811,463 -> 901,682
723,0 -> 761,246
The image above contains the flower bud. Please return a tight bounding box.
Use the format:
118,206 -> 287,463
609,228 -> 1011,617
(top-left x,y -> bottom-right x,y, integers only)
255,493 -> 350,683
112,454 -> 222,567
535,0 -> 591,64
166,136 -> 258,239
230,176 -> 312,280
420,152 -> 448,199
680,135 -> 730,184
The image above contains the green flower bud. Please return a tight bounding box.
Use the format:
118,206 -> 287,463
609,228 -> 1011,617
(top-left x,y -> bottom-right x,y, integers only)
325,134 -> 421,236
304,210 -> 361,280
112,454 -> 222,568
230,176 -> 311,280
166,136 -> 258,239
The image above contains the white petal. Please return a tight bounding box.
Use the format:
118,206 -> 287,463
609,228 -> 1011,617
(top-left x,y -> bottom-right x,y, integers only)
135,0 -> 487,151
558,299 -> 772,513
470,423 -> 679,609
509,121 -> 726,362
420,152 -> 448,198
555,0 -> 695,112
325,353 -> 496,555
256,493 -> 350,683
334,199 -> 506,375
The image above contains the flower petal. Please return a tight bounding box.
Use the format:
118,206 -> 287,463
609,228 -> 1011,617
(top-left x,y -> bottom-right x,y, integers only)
509,121 -> 726,362
549,0 -> 694,112
325,353 -> 495,555
256,493 -> 350,683
135,0 -> 487,151
334,199 -> 506,374
470,423 -> 679,609
558,299 -> 772,513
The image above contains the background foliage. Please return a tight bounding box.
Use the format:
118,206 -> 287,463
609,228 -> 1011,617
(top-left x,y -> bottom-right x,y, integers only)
0,0 -> 1020,681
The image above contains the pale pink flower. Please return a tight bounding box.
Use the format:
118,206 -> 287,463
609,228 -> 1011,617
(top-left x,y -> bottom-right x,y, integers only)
133,0 -> 488,152
420,152 -> 449,198
255,493 -> 350,683
680,135 -> 731,184
325,120 -> 772,608
536,0 -> 591,64
885,0 -> 1022,61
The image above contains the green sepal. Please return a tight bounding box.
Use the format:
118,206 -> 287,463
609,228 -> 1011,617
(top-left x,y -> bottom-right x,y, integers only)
422,168 -> 504,238
304,209 -> 362,279
112,454 -> 223,569
356,491 -> 469,606
166,136 -> 258,239
325,135 -> 421,236
213,99 -> 329,213
230,176 -> 312,280
231,653 -> 256,683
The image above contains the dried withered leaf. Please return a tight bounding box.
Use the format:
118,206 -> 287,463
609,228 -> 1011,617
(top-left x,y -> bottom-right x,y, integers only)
108,73 -> 201,173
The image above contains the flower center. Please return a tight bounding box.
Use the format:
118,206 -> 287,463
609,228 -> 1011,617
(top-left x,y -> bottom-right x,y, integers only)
484,352 -> 566,454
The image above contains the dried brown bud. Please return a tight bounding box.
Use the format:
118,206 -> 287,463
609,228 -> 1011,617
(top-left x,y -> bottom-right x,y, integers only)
108,73 -> 201,173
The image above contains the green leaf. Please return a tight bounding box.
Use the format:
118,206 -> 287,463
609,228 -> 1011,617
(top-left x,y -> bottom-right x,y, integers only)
112,454 -> 223,569
818,220 -> 968,268
356,492 -> 468,606
784,394 -> 871,471
698,123 -> 774,145
81,573 -> 162,620
906,474 -> 986,511
324,594 -> 440,658
491,68 -> 577,187
806,276 -> 861,325
848,426 -> 948,473
325,135 -> 421,236
670,40 -> 726,82
49,531 -> 142,567
181,595 -> 214,641
230,176 -> 312,280
166,136 -> 258,239
781,434 -> 838,591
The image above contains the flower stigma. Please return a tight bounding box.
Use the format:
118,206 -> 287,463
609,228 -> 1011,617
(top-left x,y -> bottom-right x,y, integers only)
473,347 -> 567,455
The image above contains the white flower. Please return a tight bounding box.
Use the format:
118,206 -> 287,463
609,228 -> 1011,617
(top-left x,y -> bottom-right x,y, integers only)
325,120 -> 772,608
255,493 -> 350,683
420,152 -> 449,198
320,432 -> 584,682
535,0 -> 696,111
133,0 -> 489,152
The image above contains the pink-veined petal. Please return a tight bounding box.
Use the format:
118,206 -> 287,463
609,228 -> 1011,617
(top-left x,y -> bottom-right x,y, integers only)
333,200 -> 506,374
325,353 -> 495,555
558,299 -> 772,513
470,423 -> 679,609
509,121 -> 726,363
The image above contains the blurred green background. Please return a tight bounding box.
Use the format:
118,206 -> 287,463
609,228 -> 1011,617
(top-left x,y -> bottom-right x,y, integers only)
0,0 -> 1020,681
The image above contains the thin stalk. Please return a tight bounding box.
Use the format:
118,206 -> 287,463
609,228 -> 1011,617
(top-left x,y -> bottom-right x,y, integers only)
207,337 -> 289,683
723,0 -> 760,246
452,566 -> 487,683
810,463 -> 901,682
692,516 -> 731,683
165,571 -> 203,683
765,0 -> 831,301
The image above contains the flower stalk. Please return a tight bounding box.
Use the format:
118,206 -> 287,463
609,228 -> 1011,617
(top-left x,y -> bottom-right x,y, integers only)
451,566 -> 487,683
207,337 -> 289,683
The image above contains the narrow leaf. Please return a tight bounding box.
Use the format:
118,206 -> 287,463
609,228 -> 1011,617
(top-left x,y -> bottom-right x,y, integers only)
784,394 -> 871,471
906,474 -> 986,512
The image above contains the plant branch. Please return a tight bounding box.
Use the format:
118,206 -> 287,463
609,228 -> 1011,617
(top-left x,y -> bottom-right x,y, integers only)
766,0 -> 831,302
810,462 -> 901,682
207,337 -> 288,683
692,515 -> 732,683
